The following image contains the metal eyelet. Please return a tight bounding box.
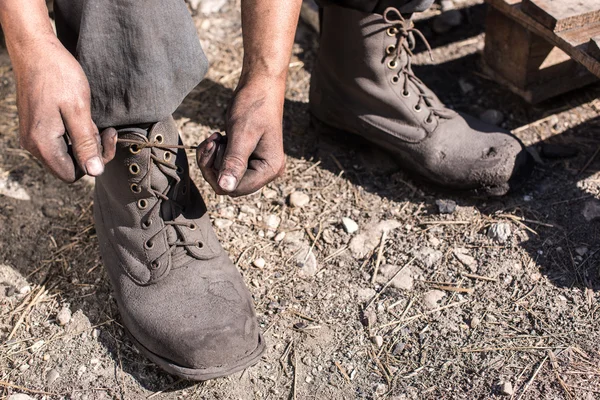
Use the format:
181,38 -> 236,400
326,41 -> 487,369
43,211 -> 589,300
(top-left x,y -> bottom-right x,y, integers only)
387,59 -> 398,69
130,183 -> 141,193
129,163 -> 140,175
386,44 -> 396,55
197,242 -> 204,248
163,152 -> 172,162
425,116 -> 434,124
129,144 -> 141,154
142,220 -> 152,229
391,76 -> 400,84
414,104 -> 423,112
144,240 -> 154,249
151,261 -> 159,270
386,27 -> 399,36
137,199 -> 148,209
189,223 -> 197,231
402,90 -> 411,98
154,134 -> 164,144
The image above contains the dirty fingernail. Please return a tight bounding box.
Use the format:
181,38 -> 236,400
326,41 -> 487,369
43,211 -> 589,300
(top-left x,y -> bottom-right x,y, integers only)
86,156 -> 104,176
218,174 -> 237,192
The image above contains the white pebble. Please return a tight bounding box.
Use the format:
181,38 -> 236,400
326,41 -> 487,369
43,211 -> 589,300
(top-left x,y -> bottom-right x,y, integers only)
342,217 -> 359,234
56,307 -> 72,326
253,258 -> 266,269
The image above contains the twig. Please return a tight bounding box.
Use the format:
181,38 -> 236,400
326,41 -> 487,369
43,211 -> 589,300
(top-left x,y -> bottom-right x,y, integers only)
0,381 -> 58,396
430,285 -> 474,294
371,231 -> 387,285
334,361 -> 351,384
8,285 -> 47,340
515,355 -> 548,400
365,257 -> 417,310
461,272 -> 498,282
548,350 -> 573,400
323,246 -> 348,262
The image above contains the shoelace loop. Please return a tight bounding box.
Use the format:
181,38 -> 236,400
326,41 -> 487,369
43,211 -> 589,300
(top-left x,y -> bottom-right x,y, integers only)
383,8 -> 455,122
119,137 -> 203,265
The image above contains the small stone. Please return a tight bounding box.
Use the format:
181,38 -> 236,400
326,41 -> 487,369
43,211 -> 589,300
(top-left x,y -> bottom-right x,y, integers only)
440,0 -> 454,11
289,191 -> 310,208
56,307 -> 72,326
488,222 -> 512,243
213,218 -> 233,229
296,248 -> 318,278
265,214 -> 281,230
274,232 -> 286,242
7,394 -> 34,400
523,195 -> 533,202
0,171 -> 31,201
376,264 -> 414,290
29,340 -> 45,353
497,381 -> 514,396
583,200 -> 600,222
470,316 -> 481,329
480,109 -> 504,126
392,342 -> 406,355
374,383 -> 388,396
46,368 -> 60,385
77,365 -> 87,377
305,375 -> 313,383
453,248 -> 477,272
357,288 -> 376,303
198,0 -> 227,14
361,309 -> 377,327
43,353 -> 51,361
263,188 -> 278,199
253,258 -> 266,269
435,199 -> 457,214
92,328 -> 100,339
371,335 -> 384,348
342,217 -> 359,234
416,247 -> 443,268
423,290 -> 446,309
19,285 -> 31,295
19,364 -> 29,372
575,247 -> 588,256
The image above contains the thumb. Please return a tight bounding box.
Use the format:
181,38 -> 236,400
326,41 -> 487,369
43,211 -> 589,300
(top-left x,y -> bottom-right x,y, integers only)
217,135 -> 254,193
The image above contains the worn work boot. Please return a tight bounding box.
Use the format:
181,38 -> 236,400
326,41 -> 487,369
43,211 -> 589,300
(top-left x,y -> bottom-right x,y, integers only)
310,5 -> 533,196
93,117 -> 265,380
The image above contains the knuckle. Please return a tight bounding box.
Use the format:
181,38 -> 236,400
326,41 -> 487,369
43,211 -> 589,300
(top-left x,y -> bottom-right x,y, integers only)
223,155 -> 247,172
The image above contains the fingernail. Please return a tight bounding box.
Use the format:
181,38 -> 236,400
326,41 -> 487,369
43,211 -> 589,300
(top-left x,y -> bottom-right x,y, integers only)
86,156 -> 104,176
205,140 -> 215,153
218,174 -> 237,192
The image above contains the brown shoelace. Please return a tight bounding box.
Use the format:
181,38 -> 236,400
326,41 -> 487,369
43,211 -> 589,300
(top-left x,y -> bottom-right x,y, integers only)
383,7 -> 455,122
118,137 -> 204,268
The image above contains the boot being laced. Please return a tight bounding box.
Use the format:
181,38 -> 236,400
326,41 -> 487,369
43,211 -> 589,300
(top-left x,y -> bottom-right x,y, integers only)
117,135 -> 203,271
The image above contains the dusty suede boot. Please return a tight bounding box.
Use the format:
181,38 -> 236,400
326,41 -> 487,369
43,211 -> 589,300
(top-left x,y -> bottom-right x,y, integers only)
93,117 -> 265,380
310,5 -> 533,196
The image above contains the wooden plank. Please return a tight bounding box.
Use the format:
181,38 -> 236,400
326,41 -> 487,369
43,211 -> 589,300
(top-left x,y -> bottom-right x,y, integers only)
485,0 -> 600,78
522,0 -> 600,32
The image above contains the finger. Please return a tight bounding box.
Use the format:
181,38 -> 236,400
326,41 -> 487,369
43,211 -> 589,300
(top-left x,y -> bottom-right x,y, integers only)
229,157 -> 284,197
61,103 -> 104,177
196,134 -> 224,194
33,132 -> 80,183
100,128 -> 118,164
218,133 -> 256,193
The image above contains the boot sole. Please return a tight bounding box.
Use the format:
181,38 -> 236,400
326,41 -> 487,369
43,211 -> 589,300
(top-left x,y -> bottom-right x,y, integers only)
125,327 -> 266,381
309,114 -> 533,198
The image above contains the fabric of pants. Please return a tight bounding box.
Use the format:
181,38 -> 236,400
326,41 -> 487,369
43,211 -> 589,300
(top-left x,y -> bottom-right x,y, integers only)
54,0 -> 208,129
53,0 -> 433,129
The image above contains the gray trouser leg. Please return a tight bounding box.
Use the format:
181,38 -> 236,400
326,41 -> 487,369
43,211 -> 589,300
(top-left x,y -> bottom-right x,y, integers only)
54,0 -> 208,128
317,0 -> 434,14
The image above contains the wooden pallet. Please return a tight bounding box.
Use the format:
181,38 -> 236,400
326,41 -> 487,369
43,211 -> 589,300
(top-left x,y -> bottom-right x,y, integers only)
484,0 -> 600,103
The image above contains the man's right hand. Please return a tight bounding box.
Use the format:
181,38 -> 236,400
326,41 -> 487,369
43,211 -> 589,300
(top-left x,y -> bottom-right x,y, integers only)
11,35 -> 116,182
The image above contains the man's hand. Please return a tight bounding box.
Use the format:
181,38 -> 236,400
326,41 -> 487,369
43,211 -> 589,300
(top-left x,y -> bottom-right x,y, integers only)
197,77 -> 285,196
13,36 -> 116,182
1,0 -> 116,183
196,0 -> 301,196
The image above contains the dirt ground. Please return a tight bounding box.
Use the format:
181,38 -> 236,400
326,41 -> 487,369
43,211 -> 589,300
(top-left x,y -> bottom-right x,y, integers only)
2,0 -> 600,399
